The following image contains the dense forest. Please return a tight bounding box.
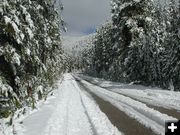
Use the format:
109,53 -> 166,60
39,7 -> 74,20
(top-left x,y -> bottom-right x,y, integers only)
82,0 -> 180,91
0,0 -> 180,130
0,0 -> 65,119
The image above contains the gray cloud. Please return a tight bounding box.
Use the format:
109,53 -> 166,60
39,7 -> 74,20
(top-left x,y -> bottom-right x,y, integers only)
61,0 -> 111,35
61,0 -> 169,35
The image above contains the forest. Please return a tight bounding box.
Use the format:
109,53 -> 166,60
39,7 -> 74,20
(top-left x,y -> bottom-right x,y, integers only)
0,0 -> 65,119
0,0 -> 179,132
81,0 -> 180,91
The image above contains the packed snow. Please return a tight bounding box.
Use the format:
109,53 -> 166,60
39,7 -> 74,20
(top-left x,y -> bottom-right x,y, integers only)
1,73 -> 180,135
4,74 -> 121,135
78,74 -> 180,111
75,74 -> 180,135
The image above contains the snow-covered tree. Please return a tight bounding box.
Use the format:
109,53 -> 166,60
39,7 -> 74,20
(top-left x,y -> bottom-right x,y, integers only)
91,22 -> 116,79
0,0 -> 64,118
81,0 -> 180,91
110,0 -> 161,83
162,0 -> 180,90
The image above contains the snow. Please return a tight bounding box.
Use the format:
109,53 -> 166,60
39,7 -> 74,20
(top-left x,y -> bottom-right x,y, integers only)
42,64 -> 47,73
36,85 -> 43,94
62,34 -> 95,55
11,22 -> 20,33
12,52 -> 21,66
1,85 -> 10,97
15,76 -> 21,86
8,74 -> 121,135
79,78 -> 177,135
119,3 -> 132,12
0,78 -> 63,135
113,88 -> 180,110
26,27 -> 34,39
46,37 -> 52,44
133,0 -> 141,2
20,33 -> 25,41
4,16 -> 22,43
146,17 -> 153,22
36,5 -> 43,10
0,76 -> 17,99
4,16 -> 11,24
26,48 -> 31,56
0,47 -> 4,56
14,15 -> 20,25
2,73 -> 179,135
78,74 -> 180,111
20,5 -> 34,28
72,77 -> 121,135
34,56 -> 40,64
26,14 -> 34,28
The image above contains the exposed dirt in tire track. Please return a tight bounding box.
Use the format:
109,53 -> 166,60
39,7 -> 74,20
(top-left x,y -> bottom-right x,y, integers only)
80,77 -> 180,120
77,80 -> 157,135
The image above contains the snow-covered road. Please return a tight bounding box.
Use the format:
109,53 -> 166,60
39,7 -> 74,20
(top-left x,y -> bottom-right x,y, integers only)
77,74 -> 180,111
21,73 -> 121,135
76,78 -> 176,135
16,73 -> 180,135
74,74 -> 180,135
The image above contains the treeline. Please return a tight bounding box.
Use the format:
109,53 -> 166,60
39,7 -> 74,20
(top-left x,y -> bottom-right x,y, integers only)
64,35 -> 95,72
82,0 -> 180,91
0,0 -> 64,118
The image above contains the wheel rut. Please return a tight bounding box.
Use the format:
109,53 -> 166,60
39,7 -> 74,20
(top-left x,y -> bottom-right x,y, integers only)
80,77 -> 180,120
77,80 -> 157,135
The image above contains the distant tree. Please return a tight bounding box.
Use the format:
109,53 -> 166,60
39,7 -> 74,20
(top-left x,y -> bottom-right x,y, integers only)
92,23 -> 115,78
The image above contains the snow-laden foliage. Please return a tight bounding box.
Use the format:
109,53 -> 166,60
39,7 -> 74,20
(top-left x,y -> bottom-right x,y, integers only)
63,34 -> 95,73
0,0 -> 64,118
110,0 -> 159,83
161,0 -> 180,90
88,22 -> 116,79
82,0 -> 180,91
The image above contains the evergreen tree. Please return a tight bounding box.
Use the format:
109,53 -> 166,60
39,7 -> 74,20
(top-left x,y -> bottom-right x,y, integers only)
162,0 -> 180,90
0,0 -> 64,118
93,22 -> 115,78
111,0 -> 160,83
82,0 -> 180,91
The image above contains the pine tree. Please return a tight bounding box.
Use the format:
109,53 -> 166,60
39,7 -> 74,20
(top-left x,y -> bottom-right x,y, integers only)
162,0 -> 180,90
0,0 -> 64,118
92,22 -> 114,78
111,0 -> 159,83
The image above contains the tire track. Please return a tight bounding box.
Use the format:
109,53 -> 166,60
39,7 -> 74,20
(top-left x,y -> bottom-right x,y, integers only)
72,82 -> 98,135
77,80 -> 157,135
79,76 -> 180,120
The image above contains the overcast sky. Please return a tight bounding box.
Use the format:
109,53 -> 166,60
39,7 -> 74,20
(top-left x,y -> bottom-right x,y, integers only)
61,0 -> 169,36
61,0 -> 111,36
